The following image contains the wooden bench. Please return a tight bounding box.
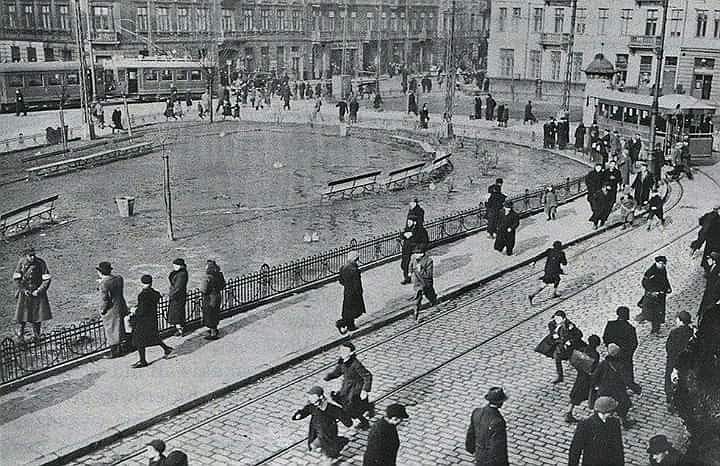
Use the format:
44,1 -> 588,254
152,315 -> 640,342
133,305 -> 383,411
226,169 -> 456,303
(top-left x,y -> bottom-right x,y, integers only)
321,170 -> 382,199
383,162 -> 427,190
1,195 -> 59,237
424,152 -> 453,174
26,142 -> 153,179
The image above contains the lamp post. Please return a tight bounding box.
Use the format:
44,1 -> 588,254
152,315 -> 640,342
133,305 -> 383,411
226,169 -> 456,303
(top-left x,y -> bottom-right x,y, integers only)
443,0 -> 457,139
649,0 -> 669,181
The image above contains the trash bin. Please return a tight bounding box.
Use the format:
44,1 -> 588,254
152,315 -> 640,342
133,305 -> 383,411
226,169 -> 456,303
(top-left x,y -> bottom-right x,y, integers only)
115,197 -> 135,217
339,124 -> 349,137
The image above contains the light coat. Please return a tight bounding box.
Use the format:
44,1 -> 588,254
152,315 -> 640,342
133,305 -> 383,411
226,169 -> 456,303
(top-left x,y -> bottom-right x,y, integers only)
98,274 -> 128,346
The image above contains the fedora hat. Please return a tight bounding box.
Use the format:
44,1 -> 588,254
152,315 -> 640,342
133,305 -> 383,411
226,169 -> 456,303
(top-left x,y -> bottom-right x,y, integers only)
647,435 -> 673,454
484,387 -> 508,403
96,262 -> 113,275
594,396 -> 618,413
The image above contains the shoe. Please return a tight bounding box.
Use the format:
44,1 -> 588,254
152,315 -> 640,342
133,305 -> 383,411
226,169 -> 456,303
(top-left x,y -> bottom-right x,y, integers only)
528,294 -> 534,305
552,292 -> 561,298
131,361 -> 148,368
552,377 -> 564,384
347,325 -> 358,332
401,278 -> 411,285
413,307 -> 420,321
564,413 -> 579,423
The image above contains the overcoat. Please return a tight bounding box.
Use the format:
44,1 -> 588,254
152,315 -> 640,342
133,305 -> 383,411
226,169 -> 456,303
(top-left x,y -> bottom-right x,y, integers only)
363,417 -> 400,466
493,208 -> 520,252
485,189 -> 506,235
568,414 -> 624,466
699,264 -> 720,322
132,287 -> 163,348
591,356 -> 632,417
585,169 -> 605,196
574,124 -> 586,150
324,354 -> 373,417
292,402 -> 352,458
200,265 -> 225,329
167,267 -> 188,325
339,261 -> 366,321
640,264 -> 672,324
665,324 -> 693,400
485,96 -> 496,120
569,345 -> 599,405
690,209 -> 720,268
548,319 -> 584,359
408,204 -> 425,226
632,171 -> 655,205
602,319 -> 638,361
14,256 -> 52,322
465,406 -> 508,466
589,190 -> 612,224
98,274 -> 128,346
540,248 -> 566,285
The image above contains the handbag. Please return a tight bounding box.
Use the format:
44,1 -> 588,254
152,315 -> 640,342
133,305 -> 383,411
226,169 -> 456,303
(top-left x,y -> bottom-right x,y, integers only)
570,349 -> 595,374
534,334 -> 556,358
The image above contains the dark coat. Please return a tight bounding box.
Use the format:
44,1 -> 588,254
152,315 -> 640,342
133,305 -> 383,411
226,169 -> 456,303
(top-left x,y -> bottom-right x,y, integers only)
402,225 -> 429,254
541,248 -> 567,285
339,260 -> 366,320
690,210 -> 720,267
408,205 -> 425,226
292,402 -> 352,458
666,324 -> 693,372
474,97 -> 482,118
14,256 -> 52,323
324,354 -> 373,417
649,194 -> 664,220
167,268 -> 188,325
591,356 -> 632,417
628,137 -> 642,161
132,287 -> 163,348
602,319 -> 638,360
485,96 -> 496,120
632,171 -> 655,205
569,345 -> 599,405
604,168 -> 622,192
485,190 -> 506,235
650,447 -> 684,465
590,190 -> 612,223
585,169 -> 605,195
465,406 -> 508,466
575,125 -> 586,149
699,264 -> 720,322
98,274 -> 128,346
494,208 -> 519,252
641,264 -> 672,323
548,319 -> 584,359
336,101 -> 348,117
200,265 -> 225,329
363,418 -> 400,466
569,414 -> 624,466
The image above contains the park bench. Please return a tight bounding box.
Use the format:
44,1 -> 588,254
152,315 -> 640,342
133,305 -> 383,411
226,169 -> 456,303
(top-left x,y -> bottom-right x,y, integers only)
22,135 -> 135,164
383,162 -> 427,190
424,152 -> 454,174
0,195 -> 59,237
390,135 -> 436,157
322,170 -> 382,199
26,142 -> 153,179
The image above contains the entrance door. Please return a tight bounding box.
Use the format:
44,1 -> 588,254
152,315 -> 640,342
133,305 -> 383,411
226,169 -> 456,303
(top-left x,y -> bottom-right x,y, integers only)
127,68 -> 138,94
693,74 -> 713,100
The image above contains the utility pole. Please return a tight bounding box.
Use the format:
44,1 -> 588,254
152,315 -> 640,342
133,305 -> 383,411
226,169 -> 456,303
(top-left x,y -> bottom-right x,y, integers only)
376,2 -> 382,99
649,0 -> 669,181
80,0 -> 97,99
443,0 -> 457,138
561,0 -> 578,115
146,0 -> 153,47
341,2 -> 348,77
404,0 -> 410,66
72,0 -> 95,140
162,149 -> 175,241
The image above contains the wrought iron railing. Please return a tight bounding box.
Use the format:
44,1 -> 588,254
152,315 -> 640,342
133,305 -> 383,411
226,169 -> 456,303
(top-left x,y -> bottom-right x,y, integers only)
0,173 -> 586,386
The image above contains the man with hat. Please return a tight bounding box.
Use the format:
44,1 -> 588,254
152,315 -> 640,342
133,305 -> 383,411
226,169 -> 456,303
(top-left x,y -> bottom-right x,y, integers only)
407,198 -> 425,227
485,180 -> 506,239
337,250 -> 366,334
493,201 -> 520,256
569,396 -> 624,466
292,386 -> 352,463
465,387 -> 509,466
585,163 -> 605,209
602,306 -> 639,387
129,275 -> 174,368
13,247 -> 52,341
410,243 -> 438,321
698,251 -> 720,325
639,256 -> 673,335
363,403 -> 409,465
96,261 -> 128,358
589,184 -> 613,229
591,344 -> 637,429
400,216 -> 429,285
690,205 -> 720,271
647,434 -> 684,465
324,341 -> 374,429
145,439 -> 167,466
631,162 -> 655,206
665,311 -> 694,412
167,259 -> 188,337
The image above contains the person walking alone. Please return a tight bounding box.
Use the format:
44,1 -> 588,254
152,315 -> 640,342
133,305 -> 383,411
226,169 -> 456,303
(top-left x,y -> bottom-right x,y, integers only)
167,258 -> 188,337
292,386 -> 352,465
363,403 -> 409,466
543,186 -> 558,221
129,275 -> 174,368
529,240 -> 567,304
200,260 -> 225,340
410,245 -> 439,321
96,261 -> 128,359
664,311 -> 693,412
569,396 -> 625,466
465,387 -> 509,466
493,201 -> 520,256
13,247 -> 52,342
324,342 -> 374,429
638,256 -> 672,335
337,250 -> 366,334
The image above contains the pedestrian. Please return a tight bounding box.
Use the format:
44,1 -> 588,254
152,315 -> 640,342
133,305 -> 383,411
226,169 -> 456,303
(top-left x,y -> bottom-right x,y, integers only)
349,96 -> 359,124
419,103 -> 429,129
591,344 -> 637,428
529,240 -> 567,304
13,247 -> 52,342
165,450 -> 189,466
94,101 -> 105,128
410,245 -> 438,321
323,342 -> 374,429
547,310 -> 584,384
337,250 -> 366,334
604,160 -> 623,206
167,258 -> 188,337
501,105 -> 509,128
617,192 -> 637,229
647,188 -> 665,231
292,386 -> 352,464
680,136 -> 693,180
698,252 -> 720,324
585,163 -> 605,209
495,104 -> 505,127
363,403 -> 409,466
638,256 -> 672,335
283,88 -> 291,110
111,108 -> 123,132
558,116 -> 570,149
628,133 -> 643,166
549,117 -> 558,148
690,205 -> 720,271
665,311 -> 693,412
465,387 -> 509,466
484,94 -> 496,120
602,306 -> 639,387
300,81 -> 306,99
15,89 -> 27,116
96,261 -> 128,359
474,95 -> 482,120
129,275 -> 174,368
632,162 -> 655,206
313,96 -> 324,123
565,334 -> 601,423
618,148 -> 632,186
589,185 -> 612,229
485,182 -> 506,239
524,100 -> 536,124
164,98 -> 175,121
197,101 -> 205,119
569,396 -> 624,466
493,201 -> 520,256
408,198 -> 425,227
200,260 -> 225,340
610,130 -> 622,158
575,123 -> 586,151
400,216 -> 429,284
145,439 -> 167,466
185,91 -> 192,110
543,185 -> 558,220
407,90 -> 417,115
648,434 -> 684,466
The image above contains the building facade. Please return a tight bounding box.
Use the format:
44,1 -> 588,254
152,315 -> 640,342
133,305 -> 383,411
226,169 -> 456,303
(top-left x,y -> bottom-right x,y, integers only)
486,0 -> 720,104
0,0 -> 490,81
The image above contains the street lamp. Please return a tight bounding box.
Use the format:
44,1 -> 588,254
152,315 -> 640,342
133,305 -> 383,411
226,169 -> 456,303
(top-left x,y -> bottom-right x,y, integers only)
649,0 -> 669,182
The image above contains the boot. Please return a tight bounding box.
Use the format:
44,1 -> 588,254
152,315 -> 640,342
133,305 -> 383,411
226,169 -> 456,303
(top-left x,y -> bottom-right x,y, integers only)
564,412 -> 579,423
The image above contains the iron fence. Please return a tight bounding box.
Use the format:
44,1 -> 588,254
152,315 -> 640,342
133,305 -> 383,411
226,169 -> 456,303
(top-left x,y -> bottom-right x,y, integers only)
0,169 -> 586,386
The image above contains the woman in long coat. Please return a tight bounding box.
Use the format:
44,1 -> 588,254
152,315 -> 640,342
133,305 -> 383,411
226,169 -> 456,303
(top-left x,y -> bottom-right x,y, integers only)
639,256 -> 672,335
485,185 -> 506,238
566,335 -> 601,422
324,342 -> 374,427
591,344 -> 636,427
96,262 -> 128,358
167,259 -> 188,336
337,252 -> 366,334
14,248 -> 52,340
200,260 -> 225,340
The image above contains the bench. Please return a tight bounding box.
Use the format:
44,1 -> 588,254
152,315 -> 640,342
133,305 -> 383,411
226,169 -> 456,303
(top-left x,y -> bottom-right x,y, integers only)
321,170 -> 382,199
1,195 -> 59,237
26,142 -> 153,179
23,135 -> 135,164
424,152 -> 454,174
383,162 -> 427,190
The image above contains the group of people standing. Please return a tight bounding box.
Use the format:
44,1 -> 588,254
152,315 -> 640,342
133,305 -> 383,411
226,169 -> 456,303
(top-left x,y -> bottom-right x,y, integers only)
543,115 -> 571,150
485,178 -> 521,256
473,93 -> 510,127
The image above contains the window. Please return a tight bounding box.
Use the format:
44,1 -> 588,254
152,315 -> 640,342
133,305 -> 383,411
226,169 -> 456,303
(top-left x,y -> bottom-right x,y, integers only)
512,8 -> 521,32
190,70 -> 202,80
243,9 -> 253,31
175,70 -> 188,80
136,7 -> 147,31
575,8 -> 586,34
598,9 -> 609,35
260,46 -> 269,71
646,10 -> 658,36
498,8 -> 506,32
27,73 -> 43,87
196,8 -> 209,32
26,47 -> 37,62
639,55 -> 653,86
23,5 -> 34,29
529,50 -> 541,79
40,5 -> 51,29
177,8 -> 189,32
277,9 -> 285,31
327,10 -> 335,32
161,70 -> 172,81
156,7 -> 169,32
44,47 -> 54,61
92,7 -> 111,31
58,5 -> 69,30
670,10 -> 683,37
470,13 -> 475,31
366,12 -> 374,32
47,72 -> 61,85
499,48 -> 514,78
714,11 -> 720,38
8,73 -> 23,86
532,8 -> 543,33
554,8 -> 564,33
10,46 -> 21,62
276,46 -> 284,69
572,52 -> 583,82
350,11 -> 357,33
292,10 -> 300,31
697,11 -> 708,37
382,11 -> 388,31
222,9 -> 233,32
550,51 -> 562,80
428,13 -> 434,32
144,70 -> 158,81
62,49 -> 73,61
7,4 -> 16,28
694,57 -> 715,69
261,9 -> 271,31
620,9 -> 632,36
391,11 -> 397,31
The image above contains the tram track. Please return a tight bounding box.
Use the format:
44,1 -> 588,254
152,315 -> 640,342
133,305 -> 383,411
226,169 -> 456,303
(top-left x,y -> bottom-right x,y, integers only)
100,175 -> 696,466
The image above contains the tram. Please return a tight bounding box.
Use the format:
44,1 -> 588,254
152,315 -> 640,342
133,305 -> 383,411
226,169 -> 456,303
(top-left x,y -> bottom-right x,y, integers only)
592,89 -> 716,158
0,61 -> 105,112
104,57 -> 208,101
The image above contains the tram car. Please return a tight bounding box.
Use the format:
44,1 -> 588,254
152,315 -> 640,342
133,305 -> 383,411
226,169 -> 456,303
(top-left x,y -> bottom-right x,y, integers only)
104,57 -> 207,101
0,61 -> 105,112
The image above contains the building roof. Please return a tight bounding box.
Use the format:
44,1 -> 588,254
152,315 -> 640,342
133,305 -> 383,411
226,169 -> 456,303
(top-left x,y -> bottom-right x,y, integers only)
584,53 -> 615,76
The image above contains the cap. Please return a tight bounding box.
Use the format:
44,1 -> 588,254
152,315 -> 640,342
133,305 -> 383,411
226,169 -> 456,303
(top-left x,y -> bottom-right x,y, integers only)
96,262 -> 113,275
484,387 -> 508,403
553,310 -> 566,318
647,435 -> 673,454
164,451 -> 189,466
677,311 -> 692,324
616,306 -> 630,320
655,256 -> 668,264
146,439 -> 166,454
172,258 -> 186,267
307,386 -> 324,396
386,403 -> 409,419
141,274 -> 153,285
594,396 -> 618,413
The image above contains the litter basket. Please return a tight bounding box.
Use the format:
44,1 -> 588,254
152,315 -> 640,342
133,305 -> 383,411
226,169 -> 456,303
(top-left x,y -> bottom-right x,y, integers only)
115,196 -> 135,217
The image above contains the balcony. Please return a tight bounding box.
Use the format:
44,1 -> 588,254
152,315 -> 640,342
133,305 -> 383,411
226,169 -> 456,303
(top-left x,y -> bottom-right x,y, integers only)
628,35 -> 661,51
90,31 -> 119,44
539,32 -> 571,48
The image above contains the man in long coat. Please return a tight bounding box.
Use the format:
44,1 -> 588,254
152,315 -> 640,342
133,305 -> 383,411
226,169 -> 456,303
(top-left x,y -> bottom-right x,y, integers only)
484,94 -> 496,121
363,403 -> 409,466
639,256 -> 672,335
167,258 -> 188,336
13,247 -> 52,341
337,250 -> 365,334
200,260 -> 225,340
584,164 -> 605,209
569,396 -> 624,466
698,252 -> 720,324
96,261 -> 128,358
130,275 -> 174,368
485,182 -> 506,238
589,185 -> 612,229
474,95 -> 482,120
400,216 -> 429,284
604,160 -> 623,206
324,341 -> 374,428
292,386 -> 352,463
602,306 -> 639,387
591,343 -> 636,427
632,163 -> 655,206
665,311 -> 693,410
691,206 -> 720,270
494,201 -> 520,256
465,387 -> 509,466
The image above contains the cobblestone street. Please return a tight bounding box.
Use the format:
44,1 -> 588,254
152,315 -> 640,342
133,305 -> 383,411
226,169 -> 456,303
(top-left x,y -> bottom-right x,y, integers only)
68,166 -> 719,465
